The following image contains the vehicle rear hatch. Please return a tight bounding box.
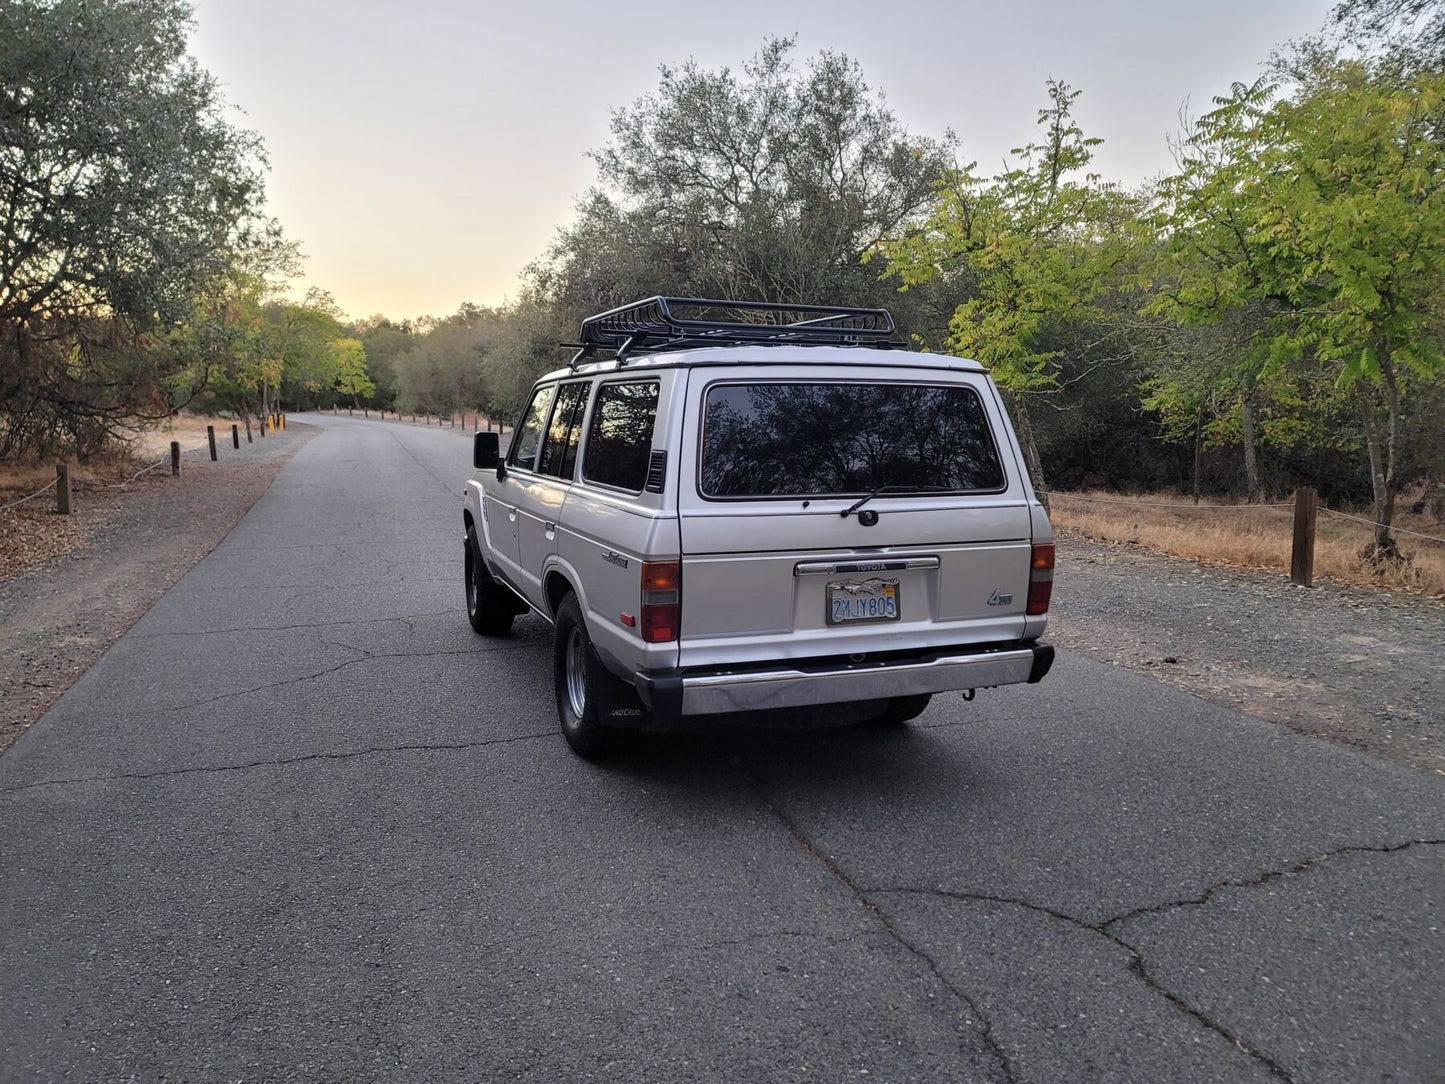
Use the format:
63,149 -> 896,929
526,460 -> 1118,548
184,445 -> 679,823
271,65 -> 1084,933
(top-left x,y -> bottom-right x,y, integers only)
674,364 -> 1036,669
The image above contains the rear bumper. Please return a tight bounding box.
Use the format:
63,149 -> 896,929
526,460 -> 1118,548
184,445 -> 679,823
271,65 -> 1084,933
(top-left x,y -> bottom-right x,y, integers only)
637,642 -> 1053,720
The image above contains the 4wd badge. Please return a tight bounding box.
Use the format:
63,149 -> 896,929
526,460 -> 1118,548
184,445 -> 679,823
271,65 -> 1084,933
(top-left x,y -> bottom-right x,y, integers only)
987,589 -> 1013,606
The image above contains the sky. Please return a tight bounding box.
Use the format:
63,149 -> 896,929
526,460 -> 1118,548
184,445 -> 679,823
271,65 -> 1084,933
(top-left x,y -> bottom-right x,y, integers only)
187,0 -> 1339,322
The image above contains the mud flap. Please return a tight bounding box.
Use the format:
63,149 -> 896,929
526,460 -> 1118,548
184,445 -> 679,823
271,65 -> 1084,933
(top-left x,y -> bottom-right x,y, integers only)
594,668 -> 651,728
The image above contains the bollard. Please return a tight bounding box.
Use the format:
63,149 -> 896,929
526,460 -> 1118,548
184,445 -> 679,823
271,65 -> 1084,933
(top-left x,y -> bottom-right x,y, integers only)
55,462 -> 72,514
245,420 -> 252,444
1290,486 -> 1318,587
231,423 -> 239,449
207,425 -> 217,461
364,407 -> 369,419
171,441 -> 180,475
279,414 -> 285,430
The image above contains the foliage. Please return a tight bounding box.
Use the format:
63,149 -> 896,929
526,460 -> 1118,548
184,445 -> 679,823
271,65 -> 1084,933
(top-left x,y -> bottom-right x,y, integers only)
1152,52 -> 1445,543
0,0 -> 273,458
874,81 -> 1146,496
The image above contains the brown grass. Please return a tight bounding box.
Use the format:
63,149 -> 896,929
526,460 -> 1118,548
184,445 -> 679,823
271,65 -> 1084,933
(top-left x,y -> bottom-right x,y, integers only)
1051,489 -> 1445,598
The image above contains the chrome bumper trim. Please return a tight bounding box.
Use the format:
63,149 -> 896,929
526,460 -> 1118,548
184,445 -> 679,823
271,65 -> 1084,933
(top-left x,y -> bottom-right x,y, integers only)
678,646 -> 1040,715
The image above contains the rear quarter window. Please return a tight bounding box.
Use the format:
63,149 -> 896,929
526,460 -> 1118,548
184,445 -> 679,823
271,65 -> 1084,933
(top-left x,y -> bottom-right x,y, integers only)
700,381 -> 1005,498
582,380 -> 660,492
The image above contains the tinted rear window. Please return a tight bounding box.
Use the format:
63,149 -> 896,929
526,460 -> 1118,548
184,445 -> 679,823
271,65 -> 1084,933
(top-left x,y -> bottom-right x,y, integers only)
700,382 -> 1005,498
583,381 -> 659,492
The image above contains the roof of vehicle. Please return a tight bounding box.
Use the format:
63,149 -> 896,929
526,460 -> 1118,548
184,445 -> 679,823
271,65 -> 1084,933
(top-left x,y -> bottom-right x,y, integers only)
536,345 -> 989,384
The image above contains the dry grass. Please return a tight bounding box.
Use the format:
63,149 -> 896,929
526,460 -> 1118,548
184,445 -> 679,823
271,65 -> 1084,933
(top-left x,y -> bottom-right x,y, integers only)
1051,489 -> 1445,598
128,413 -> 246,459
0,415 -> 236,579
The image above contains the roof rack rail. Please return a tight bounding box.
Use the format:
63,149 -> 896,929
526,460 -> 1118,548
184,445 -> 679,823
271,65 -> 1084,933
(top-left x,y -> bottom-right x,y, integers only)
572,297 -> 901,366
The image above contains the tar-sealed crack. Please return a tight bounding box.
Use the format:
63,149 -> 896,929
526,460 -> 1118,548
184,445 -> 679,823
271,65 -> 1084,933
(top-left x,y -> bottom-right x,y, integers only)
0,730 -> 554,794
859,839 -> 1443,1082
741,773 -> 1018,1084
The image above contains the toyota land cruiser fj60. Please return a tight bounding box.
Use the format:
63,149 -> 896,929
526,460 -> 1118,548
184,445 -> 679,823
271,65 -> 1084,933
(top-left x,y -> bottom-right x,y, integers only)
462,297 -> 1055,756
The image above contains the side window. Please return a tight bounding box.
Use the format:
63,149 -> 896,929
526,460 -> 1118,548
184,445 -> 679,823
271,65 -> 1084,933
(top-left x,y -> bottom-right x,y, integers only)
508,384 -> 555,469
538,382 -> 588,479
582,381 -> 660,492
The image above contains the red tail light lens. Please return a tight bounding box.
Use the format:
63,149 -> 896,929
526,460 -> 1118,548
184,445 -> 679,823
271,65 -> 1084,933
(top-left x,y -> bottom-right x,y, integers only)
1026,543 -> 1054,615
640,560 -> 680,642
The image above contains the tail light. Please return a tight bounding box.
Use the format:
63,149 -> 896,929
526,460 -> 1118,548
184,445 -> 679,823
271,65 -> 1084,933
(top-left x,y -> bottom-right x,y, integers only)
640,560 -> 680,642
1026,543 -> 1054,615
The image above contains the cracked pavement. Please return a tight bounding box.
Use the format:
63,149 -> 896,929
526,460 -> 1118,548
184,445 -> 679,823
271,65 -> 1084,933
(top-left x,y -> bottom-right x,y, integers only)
2,414 -> 1442,1081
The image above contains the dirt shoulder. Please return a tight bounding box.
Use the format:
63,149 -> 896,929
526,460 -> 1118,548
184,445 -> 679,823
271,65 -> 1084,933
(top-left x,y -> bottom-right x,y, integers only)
1050,529 -> 1445,775
0,424 -> 316,756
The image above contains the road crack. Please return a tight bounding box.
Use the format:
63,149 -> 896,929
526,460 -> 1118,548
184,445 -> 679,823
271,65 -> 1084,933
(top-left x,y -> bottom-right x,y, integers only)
1100,838 -> 1444,929
747,785 -> 1018,1083
861,840 -> 1443,1082
162,642 -> 537,712
0,731 -> 553,794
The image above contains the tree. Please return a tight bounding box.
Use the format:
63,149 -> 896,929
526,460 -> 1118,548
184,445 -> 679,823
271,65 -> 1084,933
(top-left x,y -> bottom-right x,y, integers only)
1156,58 -> 1445,553
329,338 -> 374,406
0,0 -> 272,458
875,81 -> 1144,503
533,39 -> 951,324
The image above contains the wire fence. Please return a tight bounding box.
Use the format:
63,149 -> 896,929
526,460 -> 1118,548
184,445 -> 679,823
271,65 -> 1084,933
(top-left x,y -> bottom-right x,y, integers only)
1317,506 -> 1445,545
1050,492 -> 1294,511
104,455 -> 170,489
1051,489 -> 1445,545
0,477 -> 59,512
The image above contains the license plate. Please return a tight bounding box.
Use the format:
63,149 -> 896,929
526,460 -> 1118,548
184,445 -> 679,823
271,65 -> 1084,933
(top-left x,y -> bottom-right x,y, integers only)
826,578 -> 901,626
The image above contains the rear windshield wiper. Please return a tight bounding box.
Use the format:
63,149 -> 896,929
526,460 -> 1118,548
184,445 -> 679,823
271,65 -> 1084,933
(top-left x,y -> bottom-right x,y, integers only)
840,484 -> 949,518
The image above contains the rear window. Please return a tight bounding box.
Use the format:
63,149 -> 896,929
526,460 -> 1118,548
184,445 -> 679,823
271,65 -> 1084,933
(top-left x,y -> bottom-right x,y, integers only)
700,382 -> 1005,498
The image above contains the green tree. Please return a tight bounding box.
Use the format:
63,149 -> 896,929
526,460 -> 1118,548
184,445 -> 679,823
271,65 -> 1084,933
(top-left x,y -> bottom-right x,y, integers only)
0,0 -> 272,458
329,338 -> 374,405
1157,58 -> 1445,552
875,81 -> 1144,503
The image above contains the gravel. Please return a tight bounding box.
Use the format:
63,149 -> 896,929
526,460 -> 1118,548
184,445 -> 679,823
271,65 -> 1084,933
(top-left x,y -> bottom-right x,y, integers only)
1050,531 -> 1445,773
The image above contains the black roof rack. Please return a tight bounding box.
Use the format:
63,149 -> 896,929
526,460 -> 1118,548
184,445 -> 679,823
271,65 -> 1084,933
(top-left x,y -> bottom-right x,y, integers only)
569,297 -> 901,367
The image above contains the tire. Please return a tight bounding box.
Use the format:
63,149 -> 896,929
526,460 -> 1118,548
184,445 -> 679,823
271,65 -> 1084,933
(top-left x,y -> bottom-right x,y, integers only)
553,593 -> 639,758
465,526 -> 515,637
871,693 -> 932,726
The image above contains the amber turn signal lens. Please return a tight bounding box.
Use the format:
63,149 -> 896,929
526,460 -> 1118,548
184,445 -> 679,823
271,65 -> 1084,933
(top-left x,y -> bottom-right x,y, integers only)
641,561 -> 680,591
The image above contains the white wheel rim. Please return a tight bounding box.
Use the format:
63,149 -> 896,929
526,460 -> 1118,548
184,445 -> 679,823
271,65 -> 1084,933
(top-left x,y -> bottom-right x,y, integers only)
565,627 -> 587,720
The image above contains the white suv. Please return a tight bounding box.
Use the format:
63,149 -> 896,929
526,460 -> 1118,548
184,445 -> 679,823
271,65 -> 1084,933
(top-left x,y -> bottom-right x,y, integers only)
463,298 -> 1055,756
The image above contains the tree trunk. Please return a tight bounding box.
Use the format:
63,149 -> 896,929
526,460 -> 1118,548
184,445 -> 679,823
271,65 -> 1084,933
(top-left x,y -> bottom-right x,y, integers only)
1010,393 -> 1049,512
1358,387 -> 1390,555
1192,402 -> 1204,505
1377,353 -> 1402,556
1240,391 -> 1261,503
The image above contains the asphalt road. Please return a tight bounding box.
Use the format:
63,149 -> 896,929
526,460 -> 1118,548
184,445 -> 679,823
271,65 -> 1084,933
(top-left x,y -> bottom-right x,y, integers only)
2,414 -> 1441,1082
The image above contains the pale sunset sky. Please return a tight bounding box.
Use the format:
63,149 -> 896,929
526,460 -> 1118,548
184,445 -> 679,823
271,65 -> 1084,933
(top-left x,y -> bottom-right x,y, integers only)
187,0 -> 1339,321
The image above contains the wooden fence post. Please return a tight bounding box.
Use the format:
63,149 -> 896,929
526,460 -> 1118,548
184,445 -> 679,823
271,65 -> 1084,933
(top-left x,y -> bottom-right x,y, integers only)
55,462 -> 72,514
231,423 -> 240,449
171,441 -> 180,475
207,425 -> 217,461
1291,486 -> 1317,587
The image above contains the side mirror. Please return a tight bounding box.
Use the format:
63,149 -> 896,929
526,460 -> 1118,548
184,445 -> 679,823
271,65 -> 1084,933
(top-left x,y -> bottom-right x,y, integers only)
473,431 -> 500,470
